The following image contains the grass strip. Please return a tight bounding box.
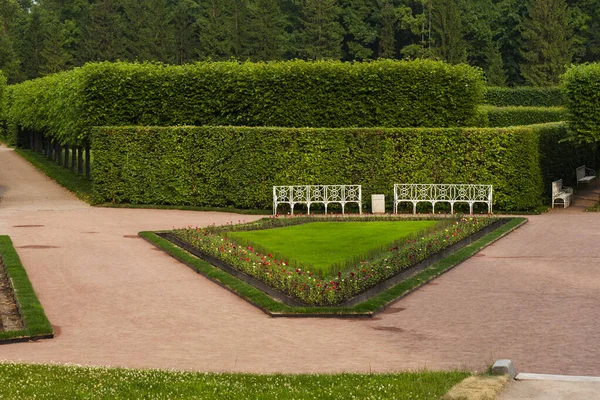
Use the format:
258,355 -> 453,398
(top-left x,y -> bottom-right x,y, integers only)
227,220 -> 439,274
140,217 -> 526,316
0,362 -> 469,399
0,236 -> 53,342
14,148 -> 93,203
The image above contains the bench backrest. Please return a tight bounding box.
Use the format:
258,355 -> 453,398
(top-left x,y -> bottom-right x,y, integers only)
273,185 -> 362,203
576,166 -> 586,181
552,179 -> 563,197
394,184 -> 492,202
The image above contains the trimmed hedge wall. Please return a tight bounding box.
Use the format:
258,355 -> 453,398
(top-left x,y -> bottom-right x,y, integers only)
5,60 -> 485,146
562,63 -> 600,144
477,106 -> 566,127
485,86 -> 564,107
92,123 -> 593,212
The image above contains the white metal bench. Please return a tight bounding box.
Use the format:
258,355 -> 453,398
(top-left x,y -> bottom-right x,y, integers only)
393,184 -> 493,215
576,165 -> 596,188
273,185 -> 362,215
551,179 -> 573,208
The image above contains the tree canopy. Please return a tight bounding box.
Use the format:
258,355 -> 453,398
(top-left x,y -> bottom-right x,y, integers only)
0,0 -> 597,85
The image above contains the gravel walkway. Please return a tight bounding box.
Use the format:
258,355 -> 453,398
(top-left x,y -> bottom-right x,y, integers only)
1,145 -> 599,375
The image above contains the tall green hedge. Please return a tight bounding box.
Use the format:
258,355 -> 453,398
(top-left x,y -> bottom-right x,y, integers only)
6,60 -> 485,146
485,86 -> 564,107
0,70 -> 6,142
477,106 -> 566,127
92,123 -> 591,212
562,63 -> 600,143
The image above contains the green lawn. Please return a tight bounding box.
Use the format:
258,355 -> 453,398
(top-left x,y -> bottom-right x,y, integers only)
227,220 -> 439,274
0,363 -> 469,400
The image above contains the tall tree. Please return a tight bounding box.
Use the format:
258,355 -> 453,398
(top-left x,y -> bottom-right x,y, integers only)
197,0 -> 235,59
0,0 -> 23,82
246,0 -> 287,60
296,0 -> 344,59
430,0 -> 467,64
83,0 -> 125,62
495,0 -> 527,85
520,0 -> 574,86
40,14 -> 75,74
121,0 -> 174,62
169,0 -> 199,64
18,6 -> 44,79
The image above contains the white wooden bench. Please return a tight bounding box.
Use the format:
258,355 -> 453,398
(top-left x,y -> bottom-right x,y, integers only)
551,179 -> 573,208
393,183 -> 493,215
576,165 -> 597,188
273,185 -> 362,215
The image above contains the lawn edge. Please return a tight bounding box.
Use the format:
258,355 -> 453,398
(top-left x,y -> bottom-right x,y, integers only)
0,236 -> 54,343
139,217 -> 526,317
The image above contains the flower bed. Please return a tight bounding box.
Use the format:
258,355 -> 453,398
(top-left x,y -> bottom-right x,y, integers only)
171,216 -> 497,306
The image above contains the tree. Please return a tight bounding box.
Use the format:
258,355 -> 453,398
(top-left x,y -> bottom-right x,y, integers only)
0,0 -> 23,82
495,0 -> 527,85
296,0 -> 344,59
246,0 -> 287,60
83,0 -> 125,62
169,0 -> 199,64
484,42 -> 506,86
430,0 -> 467,64
520,0 -> 574,86
197,0 -> 234,59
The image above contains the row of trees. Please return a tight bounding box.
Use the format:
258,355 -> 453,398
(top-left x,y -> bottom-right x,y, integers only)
0,0 -> 595,86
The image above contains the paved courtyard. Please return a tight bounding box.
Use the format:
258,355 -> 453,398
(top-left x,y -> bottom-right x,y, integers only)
1,145 -> 600,375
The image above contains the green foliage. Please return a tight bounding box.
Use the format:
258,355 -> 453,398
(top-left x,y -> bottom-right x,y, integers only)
91,124 -> 584,212
536,122 -> 597,199
484,86 -> 565,106
0,236 -> 53,341
227,220 -> 440,275
562,62 -> 600,143
478,106 -> 566,127
6,59 -> 485,145
0,363 -> 470,399
520,0 -> 574,86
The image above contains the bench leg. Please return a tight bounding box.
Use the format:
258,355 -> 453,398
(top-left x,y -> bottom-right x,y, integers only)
413,202 -> 417,215
469,203 -> 474,215
342,203 -> 345,215
291,204 -> 294,216
307,203 -> 311,215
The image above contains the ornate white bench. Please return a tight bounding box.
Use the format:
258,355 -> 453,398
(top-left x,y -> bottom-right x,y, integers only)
393,184 -> 493,215
551,179 -> 573,208
273,185 -> 362,215
576,165 -> 596,188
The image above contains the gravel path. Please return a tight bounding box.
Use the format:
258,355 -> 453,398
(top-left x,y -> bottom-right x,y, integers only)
1,145 -> 599,375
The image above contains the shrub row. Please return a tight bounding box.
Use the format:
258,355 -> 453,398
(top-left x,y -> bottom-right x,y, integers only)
484,86 -> 565,107
4,60 -> 485,146
92,123 -> 595,211
562,63 -> 600,144
477,106 -> 566,127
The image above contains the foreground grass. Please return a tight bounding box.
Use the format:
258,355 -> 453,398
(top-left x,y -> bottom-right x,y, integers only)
0,363 -> 469,400
141,218 -> 526,316
15,148 -> 93,203
227,220 -> 438,273
0,236 -> 53,341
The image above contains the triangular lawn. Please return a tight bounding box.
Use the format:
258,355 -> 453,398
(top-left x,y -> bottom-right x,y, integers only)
227,220 -> 440,276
